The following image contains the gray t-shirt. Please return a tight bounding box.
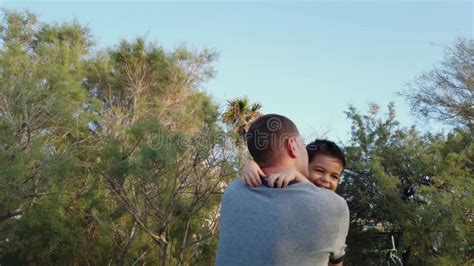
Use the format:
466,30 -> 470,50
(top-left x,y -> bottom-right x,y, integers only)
216,179 -> 349,266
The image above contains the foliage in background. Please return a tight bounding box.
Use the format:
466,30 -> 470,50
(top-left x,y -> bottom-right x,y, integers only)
0,10 -> 235,265
342,37 -> 473,266
222,96 -> 262,166
341,103 -> 473,265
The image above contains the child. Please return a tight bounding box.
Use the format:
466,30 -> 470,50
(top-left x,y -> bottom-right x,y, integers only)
241,139 -> 346,192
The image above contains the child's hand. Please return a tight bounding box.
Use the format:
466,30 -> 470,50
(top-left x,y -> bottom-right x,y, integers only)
241,161 -> 265,187
266,170 -> 311,188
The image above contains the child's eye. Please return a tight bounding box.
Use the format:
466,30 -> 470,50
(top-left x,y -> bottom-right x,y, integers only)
331,175 -> 339,180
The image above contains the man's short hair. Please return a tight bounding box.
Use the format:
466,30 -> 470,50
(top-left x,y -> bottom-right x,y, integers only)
246,114 -> 299,166
306,139 -> 346,169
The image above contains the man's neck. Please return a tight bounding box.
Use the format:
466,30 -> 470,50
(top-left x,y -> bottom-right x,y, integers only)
260,162 -> 295,176
259,163 -> 301,188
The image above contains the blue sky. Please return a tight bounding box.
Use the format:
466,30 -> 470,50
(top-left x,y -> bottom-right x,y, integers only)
2,1 -> 473,143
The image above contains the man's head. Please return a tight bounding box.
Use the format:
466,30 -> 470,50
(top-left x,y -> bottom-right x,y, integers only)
305,139 -> 345,191
246,114 -> 308,177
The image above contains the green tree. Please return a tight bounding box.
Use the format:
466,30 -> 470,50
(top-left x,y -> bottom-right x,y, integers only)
401,38 -> 474,133
85,37 -> 233,265
222,96 -> 262,167
341,103 -> 473,265
0,10 -> 101,264
222,96 -> 262,145
0,10 -> 235,265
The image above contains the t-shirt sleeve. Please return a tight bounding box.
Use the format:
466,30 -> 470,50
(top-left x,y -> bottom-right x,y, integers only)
329,199 -> 350,264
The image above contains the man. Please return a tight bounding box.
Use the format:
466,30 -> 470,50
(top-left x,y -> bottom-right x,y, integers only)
216,114 -> 349,266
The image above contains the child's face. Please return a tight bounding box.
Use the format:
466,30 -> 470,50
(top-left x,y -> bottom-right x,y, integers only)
307,154 -> 343,192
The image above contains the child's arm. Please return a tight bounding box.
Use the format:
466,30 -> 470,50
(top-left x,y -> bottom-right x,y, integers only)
266,170 -> 311,188
240,160 -> 265,187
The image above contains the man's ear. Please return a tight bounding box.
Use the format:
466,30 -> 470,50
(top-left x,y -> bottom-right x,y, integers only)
287,137 -> 298,158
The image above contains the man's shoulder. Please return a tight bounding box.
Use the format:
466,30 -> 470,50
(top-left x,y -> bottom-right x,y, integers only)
221,179 -> 247,200
224,178 -> 245,193
222,179 -> 348,209
298,183 -> 346,201
297,184 -> 349,212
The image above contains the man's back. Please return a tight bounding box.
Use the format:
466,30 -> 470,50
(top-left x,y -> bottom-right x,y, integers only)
216,179 -> 349,266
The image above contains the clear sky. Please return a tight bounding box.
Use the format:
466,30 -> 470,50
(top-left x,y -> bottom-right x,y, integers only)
2,1 -> 473,143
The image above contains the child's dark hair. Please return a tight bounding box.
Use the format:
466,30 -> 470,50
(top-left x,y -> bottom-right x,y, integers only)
306,139 -> 346,169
